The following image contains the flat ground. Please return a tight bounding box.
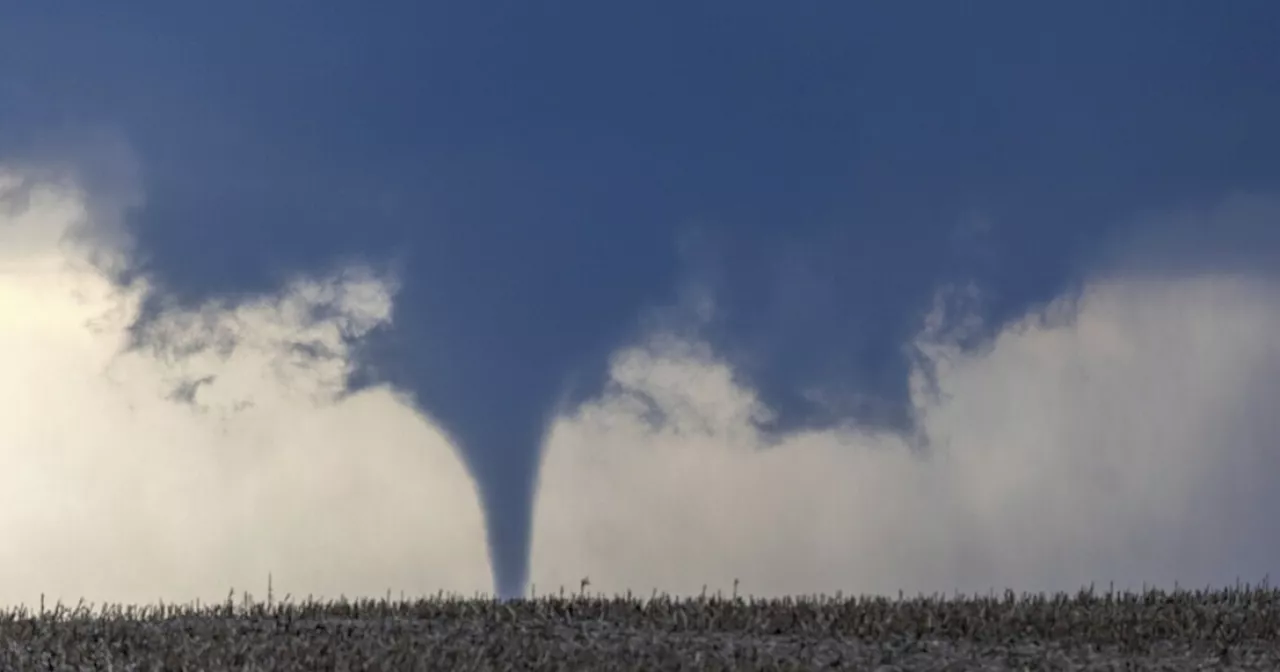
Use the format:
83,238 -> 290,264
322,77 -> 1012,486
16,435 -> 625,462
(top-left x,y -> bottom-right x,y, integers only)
2,586 -> 1277,670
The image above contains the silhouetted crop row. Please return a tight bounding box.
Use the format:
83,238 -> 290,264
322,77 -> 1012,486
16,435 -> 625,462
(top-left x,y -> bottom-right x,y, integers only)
2,582 -> 1278,670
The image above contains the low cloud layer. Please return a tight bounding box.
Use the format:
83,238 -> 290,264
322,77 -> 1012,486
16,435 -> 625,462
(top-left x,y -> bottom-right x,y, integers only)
6,162 -> 1279,607
0,166 -> 491,608
534,268 -> 1280,599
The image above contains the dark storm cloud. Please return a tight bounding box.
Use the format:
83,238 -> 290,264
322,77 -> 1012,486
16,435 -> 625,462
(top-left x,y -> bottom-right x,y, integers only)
3,2 -> 1279,598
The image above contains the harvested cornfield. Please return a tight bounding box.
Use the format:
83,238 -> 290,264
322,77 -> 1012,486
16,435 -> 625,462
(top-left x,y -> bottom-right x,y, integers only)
2,583 -> 1279,670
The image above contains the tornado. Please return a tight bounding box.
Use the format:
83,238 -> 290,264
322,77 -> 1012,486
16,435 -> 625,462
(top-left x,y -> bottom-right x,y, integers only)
383,324 -> 576,601
449,411 -> 546,601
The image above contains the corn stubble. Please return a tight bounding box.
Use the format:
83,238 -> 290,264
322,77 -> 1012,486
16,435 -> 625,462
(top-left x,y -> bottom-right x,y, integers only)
2,582 -> 1279,671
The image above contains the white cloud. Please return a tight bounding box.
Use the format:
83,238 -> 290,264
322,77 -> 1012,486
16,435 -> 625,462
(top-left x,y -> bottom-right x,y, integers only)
533,238 -> 1280,598
0,164 -> 491,608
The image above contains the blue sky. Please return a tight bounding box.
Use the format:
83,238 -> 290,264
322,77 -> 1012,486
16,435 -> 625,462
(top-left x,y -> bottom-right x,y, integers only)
3,4 -> 1280,602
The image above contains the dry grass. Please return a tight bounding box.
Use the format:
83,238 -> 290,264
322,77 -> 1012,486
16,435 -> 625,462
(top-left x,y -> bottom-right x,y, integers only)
2,581 -> 1279,670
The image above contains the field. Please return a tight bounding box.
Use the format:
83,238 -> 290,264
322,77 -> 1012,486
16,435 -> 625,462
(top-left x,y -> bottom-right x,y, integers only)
2,583 -> 1278,670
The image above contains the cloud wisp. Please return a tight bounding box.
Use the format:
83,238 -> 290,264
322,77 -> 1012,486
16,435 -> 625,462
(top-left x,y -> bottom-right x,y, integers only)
0,165 -> 491,608
532,263 -> 1280,598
